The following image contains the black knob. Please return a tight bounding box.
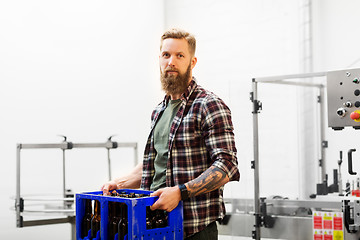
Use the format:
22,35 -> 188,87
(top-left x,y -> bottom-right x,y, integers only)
355,101 -> 360,108
355,89 -> 360,96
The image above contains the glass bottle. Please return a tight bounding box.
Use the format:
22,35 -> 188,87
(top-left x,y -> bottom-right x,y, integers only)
81,199 -> 93,238
118,203 -> 128,240
91,200 -> 101,239
108,202 -> 120,240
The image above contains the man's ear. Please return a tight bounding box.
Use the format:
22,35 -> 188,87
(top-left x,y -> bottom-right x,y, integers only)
191,57 -> 197,70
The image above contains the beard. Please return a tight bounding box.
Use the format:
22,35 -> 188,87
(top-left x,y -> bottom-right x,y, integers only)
160,62 -> 192,96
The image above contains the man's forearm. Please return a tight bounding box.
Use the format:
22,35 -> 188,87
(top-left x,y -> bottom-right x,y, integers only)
185,166 -> 229,198
114,162 -> 143,189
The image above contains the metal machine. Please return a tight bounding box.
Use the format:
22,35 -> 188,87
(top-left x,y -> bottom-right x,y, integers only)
218,68 -> 360,240
327,68 -> 360,236
14,136 -> 138,240
327,68 -> 360,130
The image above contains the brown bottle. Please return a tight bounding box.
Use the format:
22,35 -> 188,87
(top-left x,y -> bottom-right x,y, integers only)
117,203 -> 128,240
146,207 -> 154,229
108,202 -> 121,240
154,210 -> 167,228
81,199 -> 93,238
91,200 -> 101,239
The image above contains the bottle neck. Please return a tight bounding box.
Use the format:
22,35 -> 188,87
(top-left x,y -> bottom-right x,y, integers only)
121,203 -> 127,220
85,199 -> 92,213
109,202 -> 119,218
94,201 -> 100,215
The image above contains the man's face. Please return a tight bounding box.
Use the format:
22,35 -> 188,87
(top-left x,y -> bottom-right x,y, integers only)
159,38 -> 197,97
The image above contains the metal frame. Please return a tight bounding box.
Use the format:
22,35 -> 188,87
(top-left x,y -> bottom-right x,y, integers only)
218,197 -> 360,240
15,137 -> 138,239
251,71 -> 327,240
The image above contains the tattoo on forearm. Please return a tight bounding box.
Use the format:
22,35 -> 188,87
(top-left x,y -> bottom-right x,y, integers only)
186,166 -> 229,198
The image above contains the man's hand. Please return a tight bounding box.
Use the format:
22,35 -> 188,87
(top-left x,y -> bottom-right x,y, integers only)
100,163 -> 143,195
150,186 -> 181,212
101,180 -> 118,196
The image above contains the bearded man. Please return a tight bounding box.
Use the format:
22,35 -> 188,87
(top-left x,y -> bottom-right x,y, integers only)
102,28 -> 240,240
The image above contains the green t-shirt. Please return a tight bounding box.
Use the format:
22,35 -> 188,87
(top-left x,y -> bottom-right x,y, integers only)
150,99 -> 182,191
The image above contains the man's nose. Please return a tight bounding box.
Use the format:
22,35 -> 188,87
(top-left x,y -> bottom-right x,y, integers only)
168,56 -> 176,67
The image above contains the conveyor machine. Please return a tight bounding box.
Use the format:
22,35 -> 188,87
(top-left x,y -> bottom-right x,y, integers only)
218,68 -> 360,240
14,135 -> 138,240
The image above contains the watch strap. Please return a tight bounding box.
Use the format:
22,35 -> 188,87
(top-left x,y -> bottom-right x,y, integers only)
178,184 -> 189,200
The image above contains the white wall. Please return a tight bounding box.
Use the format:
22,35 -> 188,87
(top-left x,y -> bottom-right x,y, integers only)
313,0 -> 360,72
0,0 -> 164,239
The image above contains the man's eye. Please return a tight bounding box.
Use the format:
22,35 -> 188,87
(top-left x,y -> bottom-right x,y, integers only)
178,54 -> 184,58
163,53 -> 169,57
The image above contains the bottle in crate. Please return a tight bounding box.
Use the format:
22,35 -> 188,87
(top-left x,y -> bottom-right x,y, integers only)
76,189 -> 183,240
154,210 -> 168,228
81,199 -> 93,238
91,200 -> 101,239
117,203 -> 128,240
146,207 -> 168,230
108,201 -> 121,240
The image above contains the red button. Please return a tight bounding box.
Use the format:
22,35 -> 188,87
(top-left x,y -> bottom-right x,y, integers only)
350,112 -> 360,120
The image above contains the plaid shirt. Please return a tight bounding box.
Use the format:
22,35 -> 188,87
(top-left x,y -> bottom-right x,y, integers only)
141,78 -> 240,237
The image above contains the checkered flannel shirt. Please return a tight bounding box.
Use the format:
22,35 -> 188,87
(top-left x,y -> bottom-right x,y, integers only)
140,78 -> 240,237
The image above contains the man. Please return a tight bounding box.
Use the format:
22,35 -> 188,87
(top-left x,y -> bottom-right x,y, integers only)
102,28 -> 240,239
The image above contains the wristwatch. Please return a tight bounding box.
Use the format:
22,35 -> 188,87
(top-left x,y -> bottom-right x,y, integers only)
178,184 -> 189,200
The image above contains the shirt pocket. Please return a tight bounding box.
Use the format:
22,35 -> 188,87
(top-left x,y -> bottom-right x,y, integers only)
174,116 -> 202,148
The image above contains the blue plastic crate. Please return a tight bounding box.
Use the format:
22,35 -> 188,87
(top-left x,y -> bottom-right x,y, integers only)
76,189 -> 183,240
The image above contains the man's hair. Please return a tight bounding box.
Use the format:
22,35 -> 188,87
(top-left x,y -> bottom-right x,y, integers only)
160,28 -> 196,56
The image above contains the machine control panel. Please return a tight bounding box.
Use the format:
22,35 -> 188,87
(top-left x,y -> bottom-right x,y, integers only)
327,68 -> 360,130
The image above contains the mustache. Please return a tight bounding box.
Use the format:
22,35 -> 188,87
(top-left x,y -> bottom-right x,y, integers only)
165,67 -> 179,73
